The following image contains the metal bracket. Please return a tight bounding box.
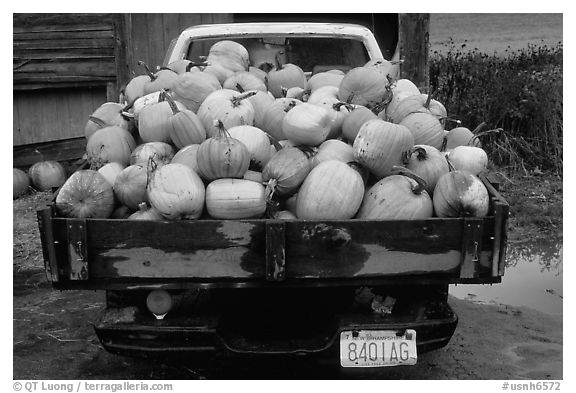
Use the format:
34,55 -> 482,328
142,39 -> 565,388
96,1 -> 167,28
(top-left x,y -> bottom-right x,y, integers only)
67,219 -> 89,280
459,218 -> 484,279
265,221 -> 286,282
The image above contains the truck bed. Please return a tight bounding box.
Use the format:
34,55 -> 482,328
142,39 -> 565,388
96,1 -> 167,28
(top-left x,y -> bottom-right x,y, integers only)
37,173 -> 508,290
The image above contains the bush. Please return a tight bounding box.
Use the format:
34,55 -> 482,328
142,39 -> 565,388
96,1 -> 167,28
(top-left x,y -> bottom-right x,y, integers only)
429,40 -> 563,174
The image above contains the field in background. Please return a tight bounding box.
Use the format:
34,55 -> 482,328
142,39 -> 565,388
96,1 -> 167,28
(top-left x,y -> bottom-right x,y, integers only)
429,13 -> 563,54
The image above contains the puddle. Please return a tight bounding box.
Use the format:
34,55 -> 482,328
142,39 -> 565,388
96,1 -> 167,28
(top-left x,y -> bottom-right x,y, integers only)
450,239 -> 563,315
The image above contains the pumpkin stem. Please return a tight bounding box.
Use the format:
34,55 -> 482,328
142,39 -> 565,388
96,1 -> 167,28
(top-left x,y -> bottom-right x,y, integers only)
281,86 -> 288,98
231,91 -> 257,107
138,202 -> 148,212
274,53 -> 283,71
145,156 -> 158,189
138,61 -> 157,81
235,83 -> 245,93
265,198 -> 281,219
424,90 -> 434,109
389,165 -> 429,195
88,116 -> 109,129
441,117 -> 462,125
445,155 -> 456,172
333,102 -> 354,112
345,92 -> 355,105
162,89 -> 180,115
284,100 -> 297,113
265,178 -> 278,200
213,120 -> 232,140
185,61 -> 208,72
412,146 -> 428,161
296,145 -> 317,159
265,132 -> 283,152
440,136 -> 448,152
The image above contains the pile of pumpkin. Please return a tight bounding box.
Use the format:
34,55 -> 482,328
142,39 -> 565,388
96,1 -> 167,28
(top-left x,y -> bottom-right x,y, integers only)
54,40 -> 495,221
13,160 -> 67,200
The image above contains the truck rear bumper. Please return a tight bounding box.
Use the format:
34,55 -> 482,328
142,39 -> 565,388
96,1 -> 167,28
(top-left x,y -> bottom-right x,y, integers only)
94,301 -> 458,364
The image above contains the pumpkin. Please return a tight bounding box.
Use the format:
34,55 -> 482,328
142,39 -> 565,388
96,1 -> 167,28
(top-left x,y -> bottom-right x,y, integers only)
443,122 -> 487,151
307,85 -> 340,105
433,170 -> 489,218
13,168 -> 30,199
448,146 -> 489,176
296,160 -> 364,219
260,98 -> 302,140
267,63 -> 307,98
392,78 -> 421,96
132,91 -> 164,121
97,162 -> 126,187
147,163 -> 205,220
163,91 -> 206,148
227,125 -> 272,169
383,90 -> 414,121
171,71 -> 221,113
28,160 -> 67,191
404,145 -> 450,194
338,67 -> 390,109
311,139 -> 355,168
203,63 -> 236,84
282,103 -> 333,146
128,202 -> 164,221
86,126 -> 136,170
138,95 -> 187,143
130,142 -> 174,167
205,178 -> 267,219
399,112 -> 445,150
341,106 -> 379,143
247,90 -> 276,129
364,58 -> 400,79
357,167 -> 433,220
55,170 -> 115,218
248,66 -> 268,83
243,169 -> 263,183
285,193 -> 298,215
306,72 -> 344,93
309,94 -> 354,139
206,40 -> 250,73
223,71 -> 267,93
138,61 -> 179,95
124,74 -> 149,106
273,210 -> 297,220
111,205 -> 132,219
283,86 -> 306,100
197,89 -> 256,137
196,121 -> 250,181
262,146 -> 312,198
85,103 -> 131,140
171,144 -> 200,173
113,164 -> 149,210
353,119 -> 414,178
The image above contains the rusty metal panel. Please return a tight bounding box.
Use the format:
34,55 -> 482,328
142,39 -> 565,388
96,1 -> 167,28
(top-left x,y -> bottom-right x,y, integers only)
265,221 -> 286,282
459,218 -> 484,279
66,219 -> 89,280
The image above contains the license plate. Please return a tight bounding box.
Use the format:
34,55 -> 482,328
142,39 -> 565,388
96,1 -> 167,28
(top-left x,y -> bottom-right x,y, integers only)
340,329 -> 417,367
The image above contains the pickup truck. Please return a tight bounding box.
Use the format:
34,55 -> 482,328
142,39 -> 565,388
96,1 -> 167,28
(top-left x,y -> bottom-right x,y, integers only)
37,22 -> 509,372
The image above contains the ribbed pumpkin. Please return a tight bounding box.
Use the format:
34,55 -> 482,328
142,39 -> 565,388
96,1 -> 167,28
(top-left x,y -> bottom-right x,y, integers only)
341,106 -> 379,143
206,178 -> 267,219
364,58 -> 400,79
163,91 -> 206,149
138,61 -> 179,95
138,96 -> 187,143
130,142 -> 174,167
306,72 -> 344,93
147,163 -> 205,220
86,126 -> 136,170
171,71 -> 221,113
338,67 -> 389,109
196,121 -> 250,181
357,168 -> 433,220
171,144 -> 200,173
444,124 -> 484,151
28,160 -> 67,191
260,98 -> 302,140
399,112 -> 445,150
124,74 -> 149,106
223,71 -> 267,93
203,63 -> 235,85
433,170 -> 489,218
85,103 -> 131,139
97,162 -> 126,187
311,139 -> 355,168
448,146 -> 489,176
353,119 -> 414,178
13,168 -> 30,199
132,91 -> 163,121
296,160 -> 364,219
387,94 -> 435,124
262,146 -> 312,198
227,125 -> 272,169
307,85 -> 340,105
113,164 -> 149,210
309,94 -> 354,139
198,89 -> 256,137
392,78 -> 421,96
282,103 -> 333,146
206,40 -> 250,73
404,145 -> 450,194
55,170 -> 115,218
267,63 -> 307,98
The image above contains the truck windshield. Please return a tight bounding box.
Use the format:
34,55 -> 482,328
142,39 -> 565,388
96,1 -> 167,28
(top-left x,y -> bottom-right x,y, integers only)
186,36 -> 369,74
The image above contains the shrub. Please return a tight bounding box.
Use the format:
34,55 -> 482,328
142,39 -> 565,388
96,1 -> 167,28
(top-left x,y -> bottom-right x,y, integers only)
429,40 -> 563,174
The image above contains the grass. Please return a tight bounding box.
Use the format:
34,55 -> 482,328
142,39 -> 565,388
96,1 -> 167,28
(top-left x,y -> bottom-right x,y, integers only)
429,40 -> 563,175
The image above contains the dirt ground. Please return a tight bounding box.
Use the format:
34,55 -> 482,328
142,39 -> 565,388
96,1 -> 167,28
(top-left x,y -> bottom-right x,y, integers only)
12,172 -> 563,380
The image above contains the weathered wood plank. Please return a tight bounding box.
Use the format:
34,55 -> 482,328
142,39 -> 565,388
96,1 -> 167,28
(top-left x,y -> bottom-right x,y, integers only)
14,29 -> 114,41
13,48 -> 116,59
67,220 -> 89,280
14,59 -> 116,76
37,207 -> 59,282
398,13 -> 430,90
265,221 -> 286,281
459,218 -> 484,278
13,13 -> 115,30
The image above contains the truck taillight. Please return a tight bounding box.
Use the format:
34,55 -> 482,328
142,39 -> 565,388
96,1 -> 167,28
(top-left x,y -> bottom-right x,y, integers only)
146,290 -> 173,319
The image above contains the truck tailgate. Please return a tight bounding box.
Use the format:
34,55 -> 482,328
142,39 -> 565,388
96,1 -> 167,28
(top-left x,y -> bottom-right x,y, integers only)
37,174 -> 508,289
